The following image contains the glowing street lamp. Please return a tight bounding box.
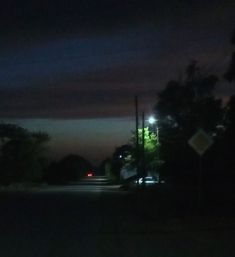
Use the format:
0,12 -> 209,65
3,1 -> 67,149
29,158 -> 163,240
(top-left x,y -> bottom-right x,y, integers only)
148,116 -> 156,125
141,114 -> 158,187
147,115 -> 159,141
148,115 -> 161,181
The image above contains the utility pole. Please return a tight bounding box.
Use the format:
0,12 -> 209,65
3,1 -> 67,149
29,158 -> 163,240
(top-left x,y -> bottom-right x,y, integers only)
135,96 -> 140,184
141,111 -> 146,188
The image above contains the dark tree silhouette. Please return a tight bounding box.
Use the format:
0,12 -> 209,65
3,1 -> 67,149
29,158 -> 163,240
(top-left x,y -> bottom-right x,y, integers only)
154,63 -> 222,183
45,154 -> 92,184
0,123 -> 50,184
224,29 -> 235,82
156,62 -> 220,136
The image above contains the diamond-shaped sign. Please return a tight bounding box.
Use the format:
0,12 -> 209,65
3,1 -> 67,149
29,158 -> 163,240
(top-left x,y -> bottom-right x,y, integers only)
188,129 -> 213,156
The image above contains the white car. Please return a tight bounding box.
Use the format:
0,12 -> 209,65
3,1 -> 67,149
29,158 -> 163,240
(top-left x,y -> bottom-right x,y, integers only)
136,176 -> 158,185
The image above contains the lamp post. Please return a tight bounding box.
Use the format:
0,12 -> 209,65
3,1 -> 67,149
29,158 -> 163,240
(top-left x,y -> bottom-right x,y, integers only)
148,116 -> 159,145
147,115 -> 160,180
135,96 -> 140,185
141,114 -> 159,188
141,111 -> 146,187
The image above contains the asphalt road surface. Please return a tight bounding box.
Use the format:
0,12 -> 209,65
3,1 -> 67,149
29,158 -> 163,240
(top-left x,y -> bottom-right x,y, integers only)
0,177 -> 234,257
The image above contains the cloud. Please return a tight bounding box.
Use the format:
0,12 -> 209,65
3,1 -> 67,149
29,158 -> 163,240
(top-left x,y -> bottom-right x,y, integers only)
1,0 -> 233,43
0,78 -> 158,119
0,0 -> 234,120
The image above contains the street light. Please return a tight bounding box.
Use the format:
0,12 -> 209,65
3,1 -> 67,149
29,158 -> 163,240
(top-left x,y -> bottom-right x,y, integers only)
147,115 -> 159,142
137,102 -> 159,187
148,116 -> 156,125
141,114 -> 159,188
147,115 -> 161,181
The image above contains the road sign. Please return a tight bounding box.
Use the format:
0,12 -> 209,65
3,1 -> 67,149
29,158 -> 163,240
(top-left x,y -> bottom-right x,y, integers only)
188,129 -> 213,156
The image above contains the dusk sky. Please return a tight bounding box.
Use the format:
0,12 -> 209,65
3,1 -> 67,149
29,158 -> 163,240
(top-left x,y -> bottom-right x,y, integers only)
0,0 -> 234,165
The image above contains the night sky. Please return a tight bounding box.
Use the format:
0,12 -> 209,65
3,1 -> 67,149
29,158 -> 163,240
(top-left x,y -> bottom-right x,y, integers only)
0,0 -> 234,165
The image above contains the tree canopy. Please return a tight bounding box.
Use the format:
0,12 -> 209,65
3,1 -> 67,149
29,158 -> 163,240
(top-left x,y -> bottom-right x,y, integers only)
0,123 -> 50,184
224,29 -> 235,82
45,154 -> 92,184
156,61 -> 221,137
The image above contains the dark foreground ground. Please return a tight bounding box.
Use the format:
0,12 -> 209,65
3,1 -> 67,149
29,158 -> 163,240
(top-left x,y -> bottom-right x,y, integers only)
0,178 -> 235,257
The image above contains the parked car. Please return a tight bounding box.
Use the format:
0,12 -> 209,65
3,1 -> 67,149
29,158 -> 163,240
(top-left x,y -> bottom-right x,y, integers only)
135,176 -> 158,185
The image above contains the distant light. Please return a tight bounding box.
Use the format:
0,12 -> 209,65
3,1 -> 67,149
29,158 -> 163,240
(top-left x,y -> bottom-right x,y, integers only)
87,172 -> 93,177
119,155 -> 123,159
148,116 -> 156,124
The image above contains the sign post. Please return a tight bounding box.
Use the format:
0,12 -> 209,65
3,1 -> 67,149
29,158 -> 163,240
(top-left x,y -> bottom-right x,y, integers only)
188,129 -> 213,211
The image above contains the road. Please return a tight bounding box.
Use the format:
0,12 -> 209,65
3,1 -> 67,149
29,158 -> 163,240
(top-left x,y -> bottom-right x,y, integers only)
0,176 -> 234,257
